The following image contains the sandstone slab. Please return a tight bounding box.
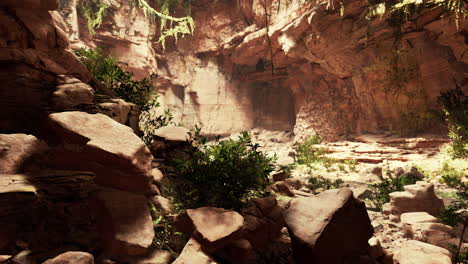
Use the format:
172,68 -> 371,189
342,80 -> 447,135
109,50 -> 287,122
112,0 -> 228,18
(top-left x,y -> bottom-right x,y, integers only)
0,134 -> 49,174
172,238 -> 217,264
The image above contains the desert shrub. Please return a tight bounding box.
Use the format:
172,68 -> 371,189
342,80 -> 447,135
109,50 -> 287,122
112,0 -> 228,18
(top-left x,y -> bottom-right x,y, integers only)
439,199 -> 467,226
173,128 -> 276,210
367,174 -> 419,210
139,96 -> 179,144
448,243 -> 468,264
438,161 -> 467,188
308,176 -> 343,194
437,86 -> 468,159
294,135 -> 326,164
74,47 -> 155,110
148,201 -> 187,257
79,0 -> 109,35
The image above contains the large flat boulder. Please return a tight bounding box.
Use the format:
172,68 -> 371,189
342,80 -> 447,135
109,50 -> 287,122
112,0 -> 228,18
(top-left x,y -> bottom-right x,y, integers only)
47,112 -> 155,193
283,188 -> 374,264
91,188 -> 154,257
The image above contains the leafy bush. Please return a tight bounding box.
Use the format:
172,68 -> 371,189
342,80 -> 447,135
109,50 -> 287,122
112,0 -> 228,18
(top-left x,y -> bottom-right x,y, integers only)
437,86 -> 468,159
173,128 -> 277,210
74,47 -> 155,110
149,201 -> 187,257
439,161 -> 467,188
139,96 -> 179,144
308,176 -> 343,194
367,174 -> 419,210
439,199 -> 467,226
293,135 -> 326,164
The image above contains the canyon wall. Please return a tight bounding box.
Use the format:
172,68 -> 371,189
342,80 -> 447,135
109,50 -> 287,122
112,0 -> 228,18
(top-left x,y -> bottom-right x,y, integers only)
58,0 -> 468,140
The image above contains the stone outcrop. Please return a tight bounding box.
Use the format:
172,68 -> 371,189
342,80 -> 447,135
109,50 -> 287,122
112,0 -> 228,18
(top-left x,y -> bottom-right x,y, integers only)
383,182 -> 444,222
0,134 -> 49,174
46,111 -> 155,194
283,188 -> 374,263
393,240 -> 452,264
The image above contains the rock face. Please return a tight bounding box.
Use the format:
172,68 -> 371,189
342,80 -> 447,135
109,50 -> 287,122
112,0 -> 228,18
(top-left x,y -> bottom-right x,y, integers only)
384,182 -> 444,222
47,111 -> 155,193
172,238 -> 218,264
57,0 -> 467,140
393,240 -> 452,264
91,188 -> 155,257
283,188 -> 374,264
0,1 -> 90,134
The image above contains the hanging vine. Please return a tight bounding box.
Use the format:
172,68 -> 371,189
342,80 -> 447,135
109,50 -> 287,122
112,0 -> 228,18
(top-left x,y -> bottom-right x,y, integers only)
79,0 -> 195,49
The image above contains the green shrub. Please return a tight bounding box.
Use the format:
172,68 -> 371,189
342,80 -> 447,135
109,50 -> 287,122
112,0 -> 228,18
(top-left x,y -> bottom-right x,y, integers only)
173,128 -> 276,210
439,199 -> 467,226
437,86 -> 468,159
308,176 -> 343,194
79,0 -> 109,35
149,201 -> 187,257
439,161 -> 467,188
367,174 -> 419,210
448,243 -> 468,264
293,135 -> 326,164
74,47 -> 155,111
139,96 -> 179,144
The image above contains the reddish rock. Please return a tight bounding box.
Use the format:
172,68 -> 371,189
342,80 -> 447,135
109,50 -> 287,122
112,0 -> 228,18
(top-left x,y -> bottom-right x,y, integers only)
283,188 -> 374,264
172,238 -> 218,264
91,188 -> 154,257
0,134 -> 49,174
0,0 -> 59,10
52,75 -> 94,110
385,182 -> 444,222
393,240 -> 452,264
43,251 -> 94,264
47,112 -> 155,193
174,207 -> 244,251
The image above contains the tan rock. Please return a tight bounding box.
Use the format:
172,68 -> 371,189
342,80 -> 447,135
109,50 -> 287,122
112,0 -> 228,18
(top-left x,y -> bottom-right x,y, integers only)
91,188 -> 154,257
386,182 -> 444,222
154,126 -> 190,142
368,236 -> 384,259
52,78 -> 94,110
0,134 -> 49,174
43,251 -> 94,264
172,238 -> 217,264
283,188 -> 374,264
47,112 -> 154,193
150,195 -> 174,215
393,240 -> 452,264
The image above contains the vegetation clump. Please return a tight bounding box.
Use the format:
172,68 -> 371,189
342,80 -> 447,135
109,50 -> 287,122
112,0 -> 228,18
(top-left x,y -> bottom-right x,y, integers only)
367,173 -> 420,210
437,86 -> 468,159
172,128 -> 276,210
74,47 -> 155,110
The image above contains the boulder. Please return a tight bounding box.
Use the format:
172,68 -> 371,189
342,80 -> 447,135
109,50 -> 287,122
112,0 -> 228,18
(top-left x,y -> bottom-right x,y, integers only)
368,236 -> 384,259
172,238 -> 217,264
149,126 -> 190,161
385,182 -> 444,222
47,112 -> 155,193
401,212 -> 462,250
52,75 -> 94,110
174,207 -> 244,251
43,251 -> 94,264
0,134 -> 49,174
393,240 -> 452,264
91,188 -> 154,257
150,195 -> 174,215
283,188 -> 374,264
